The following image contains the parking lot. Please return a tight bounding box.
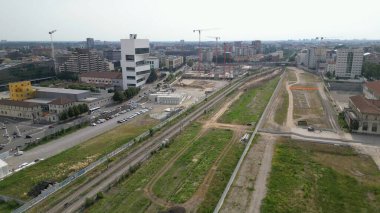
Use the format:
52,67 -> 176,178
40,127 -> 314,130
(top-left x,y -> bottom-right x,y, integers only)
0,117 -> 49,154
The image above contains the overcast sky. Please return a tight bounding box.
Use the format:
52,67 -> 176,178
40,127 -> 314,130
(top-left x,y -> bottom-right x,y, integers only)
1,0 -> 379,41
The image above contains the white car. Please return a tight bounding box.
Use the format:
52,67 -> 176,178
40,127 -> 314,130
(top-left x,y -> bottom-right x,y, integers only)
91,123 -> 97,126
18,162 -> 29,168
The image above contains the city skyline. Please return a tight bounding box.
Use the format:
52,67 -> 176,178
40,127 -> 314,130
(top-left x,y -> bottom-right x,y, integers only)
1,0 -> 380,41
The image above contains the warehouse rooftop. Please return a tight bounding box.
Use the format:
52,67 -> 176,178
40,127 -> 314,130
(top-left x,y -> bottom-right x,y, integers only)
33,86 -> 89,95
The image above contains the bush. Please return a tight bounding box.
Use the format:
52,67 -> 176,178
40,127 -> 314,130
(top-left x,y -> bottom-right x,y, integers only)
113,91 -> 125,102
58,104 -> 89,120
84,197 -> 95,208
96,192 -> 104,200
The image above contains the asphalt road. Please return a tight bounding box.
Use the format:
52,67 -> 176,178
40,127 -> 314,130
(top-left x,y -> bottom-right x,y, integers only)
4,107 -> 145,170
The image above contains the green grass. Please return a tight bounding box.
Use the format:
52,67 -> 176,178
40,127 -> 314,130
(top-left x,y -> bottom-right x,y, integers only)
261,139 -> 380,213
152,128 -> 233,203
338,112 -> 350,132
197,140 -> 244,212
0,116 -> 157,201
0,200 -> 20,213
85,122 -> 203,213
219,76 -> 280,125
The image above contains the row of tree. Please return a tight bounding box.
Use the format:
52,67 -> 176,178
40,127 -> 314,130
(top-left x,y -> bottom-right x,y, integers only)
113,87 -> 141,102
59,104 -> 89,120
362,62 -> 380,80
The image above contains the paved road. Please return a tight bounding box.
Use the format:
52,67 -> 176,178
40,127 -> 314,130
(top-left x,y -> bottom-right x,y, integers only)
5,107 -> 144,170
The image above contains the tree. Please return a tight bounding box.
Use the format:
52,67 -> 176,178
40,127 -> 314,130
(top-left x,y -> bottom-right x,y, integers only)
113,91 -> 125,102
82,104 -> 89,113
59,110 -> 68,120
363,62 -> 380,80
325,71 -> 332,79
73,105 -> 80,117
68,107 -> 75,118
124,87 -> 140,100
146,69 -> 158,83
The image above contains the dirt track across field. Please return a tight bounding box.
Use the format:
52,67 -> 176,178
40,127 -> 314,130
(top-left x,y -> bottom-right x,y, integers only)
142,70 -> 281,212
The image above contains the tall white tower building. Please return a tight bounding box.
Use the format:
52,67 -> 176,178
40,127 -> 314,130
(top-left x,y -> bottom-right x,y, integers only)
335,48 -> 363,79
120,34 -> 151,90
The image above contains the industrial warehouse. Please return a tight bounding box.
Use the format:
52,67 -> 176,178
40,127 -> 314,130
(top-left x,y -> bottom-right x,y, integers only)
0,81 -> 113,122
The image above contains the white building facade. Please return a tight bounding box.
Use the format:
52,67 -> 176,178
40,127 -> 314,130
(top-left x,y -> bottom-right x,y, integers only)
146,56 -> 159,69
120,34 -> 151,89
335,48 -> 364,78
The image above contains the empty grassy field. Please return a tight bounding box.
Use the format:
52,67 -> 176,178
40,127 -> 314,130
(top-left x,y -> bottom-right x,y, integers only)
85,122 -> 203,213
287,69 -> 297,82
219,76 -> 280,125
262,138 -> 380,213
197,140 -> 244,213
152,128 -> 233,203
299,71 -> 320,82
0,200 -> 20,213
0,116 -> 157,201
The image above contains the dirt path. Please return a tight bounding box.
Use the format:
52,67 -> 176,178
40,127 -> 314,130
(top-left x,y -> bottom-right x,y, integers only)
247,137 -> 275,213
143,70 -> 281,211
286,68 -> 300,129
220,135 -> 276,213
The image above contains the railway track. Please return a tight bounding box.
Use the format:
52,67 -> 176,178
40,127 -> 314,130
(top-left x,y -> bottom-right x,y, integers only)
39,69 -> 278,213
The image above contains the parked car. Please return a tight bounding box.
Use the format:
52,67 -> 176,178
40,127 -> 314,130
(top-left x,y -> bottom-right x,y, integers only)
307,126 -> 315,132
91,123 -> 97,126
14,151 -> 24,156
25,135 -> 32,139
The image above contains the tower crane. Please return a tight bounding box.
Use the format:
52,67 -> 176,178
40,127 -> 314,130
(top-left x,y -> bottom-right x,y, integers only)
193,28 -> 218,71
207,36 -> 220,64
49,30 -> 57,73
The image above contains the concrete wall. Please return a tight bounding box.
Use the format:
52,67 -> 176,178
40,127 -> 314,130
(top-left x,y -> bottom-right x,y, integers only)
326,81 -> 362,92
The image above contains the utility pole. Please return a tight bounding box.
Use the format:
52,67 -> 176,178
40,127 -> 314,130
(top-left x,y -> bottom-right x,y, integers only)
49,30 -> 57,74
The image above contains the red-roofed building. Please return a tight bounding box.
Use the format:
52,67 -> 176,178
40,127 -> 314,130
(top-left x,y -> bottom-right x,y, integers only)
79,72 -> 122,88
346,95 -> 380,134
48,97 -> 76,115
364,80 -> 380,100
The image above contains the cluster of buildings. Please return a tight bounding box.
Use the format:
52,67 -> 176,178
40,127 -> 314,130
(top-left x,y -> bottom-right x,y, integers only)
0,81 -> 112,123
345,80 -> 380,134
296,46 -> 364,79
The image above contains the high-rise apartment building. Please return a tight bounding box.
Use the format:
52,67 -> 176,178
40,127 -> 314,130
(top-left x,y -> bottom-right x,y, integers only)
252,40 -> 262,54
120,34 -> 151,90
58,49 -> 109,73
335,48 -> 364,78
86,38 -> 95,49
